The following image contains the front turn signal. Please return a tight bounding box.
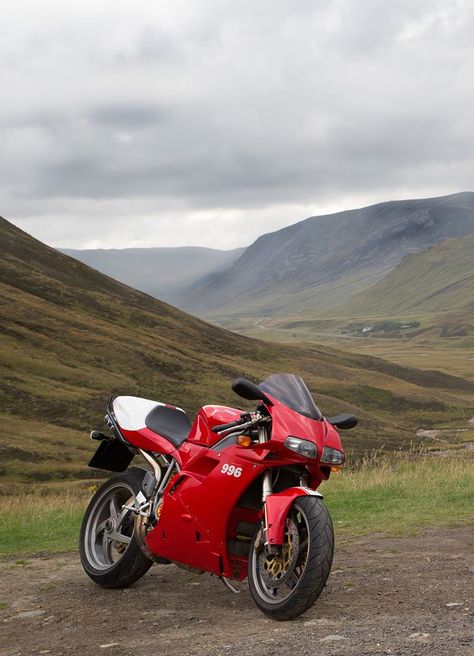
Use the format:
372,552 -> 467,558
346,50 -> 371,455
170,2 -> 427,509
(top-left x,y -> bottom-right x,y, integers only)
237,434 -> 252,447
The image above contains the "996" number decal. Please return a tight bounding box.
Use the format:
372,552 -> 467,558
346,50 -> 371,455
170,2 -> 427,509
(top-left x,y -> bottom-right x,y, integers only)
221,463 -> 242,478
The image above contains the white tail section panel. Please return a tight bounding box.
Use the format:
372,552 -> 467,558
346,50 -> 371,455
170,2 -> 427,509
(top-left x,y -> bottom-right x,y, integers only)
113,396 -> 163,431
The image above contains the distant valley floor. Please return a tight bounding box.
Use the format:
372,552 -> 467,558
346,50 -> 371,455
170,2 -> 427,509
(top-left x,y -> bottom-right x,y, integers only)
231,318 -> 474,382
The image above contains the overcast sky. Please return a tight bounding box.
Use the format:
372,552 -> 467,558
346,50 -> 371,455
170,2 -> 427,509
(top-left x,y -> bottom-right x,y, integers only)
1,0 -> 473,249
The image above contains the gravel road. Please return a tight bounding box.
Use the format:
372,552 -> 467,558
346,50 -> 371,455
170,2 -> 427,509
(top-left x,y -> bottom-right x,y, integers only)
1,527 -> 472,656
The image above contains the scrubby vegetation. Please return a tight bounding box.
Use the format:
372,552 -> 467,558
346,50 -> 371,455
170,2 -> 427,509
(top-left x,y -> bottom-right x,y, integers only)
323,446 -> 474,535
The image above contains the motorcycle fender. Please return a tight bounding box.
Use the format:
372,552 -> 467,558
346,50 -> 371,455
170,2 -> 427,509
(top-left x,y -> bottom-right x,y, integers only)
265,487 -> 323,546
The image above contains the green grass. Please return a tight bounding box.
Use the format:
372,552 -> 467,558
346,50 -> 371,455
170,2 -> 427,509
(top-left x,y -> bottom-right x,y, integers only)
322,452 -> 474,535
1,454 -> 472,556
235,313 -> 474,385
0,488 -> 91,555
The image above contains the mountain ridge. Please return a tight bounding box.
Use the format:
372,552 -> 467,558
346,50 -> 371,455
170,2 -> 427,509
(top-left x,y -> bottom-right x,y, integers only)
182,191 -> 474,320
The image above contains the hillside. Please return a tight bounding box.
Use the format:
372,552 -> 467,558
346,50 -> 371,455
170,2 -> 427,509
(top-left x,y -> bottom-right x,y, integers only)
341,235 -> 474,320
1,217 -> 473,483
182,192 -> 474,323
62,245 -> 244,307
266,234 -> 474,342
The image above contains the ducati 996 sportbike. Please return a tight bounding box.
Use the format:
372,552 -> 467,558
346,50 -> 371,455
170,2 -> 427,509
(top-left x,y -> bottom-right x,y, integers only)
80,374 -> 357,620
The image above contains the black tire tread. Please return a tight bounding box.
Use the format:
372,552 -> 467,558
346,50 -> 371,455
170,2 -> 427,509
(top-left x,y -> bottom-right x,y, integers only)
248,496 -> 334,620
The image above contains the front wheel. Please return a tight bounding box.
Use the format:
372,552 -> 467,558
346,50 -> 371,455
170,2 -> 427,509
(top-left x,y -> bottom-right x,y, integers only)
79,468 -> 153,588
248,496 -> 334,620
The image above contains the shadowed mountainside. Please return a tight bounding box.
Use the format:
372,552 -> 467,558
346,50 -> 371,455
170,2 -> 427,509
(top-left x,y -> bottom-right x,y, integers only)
182,192 -> 474,323
1,216 -> 473,482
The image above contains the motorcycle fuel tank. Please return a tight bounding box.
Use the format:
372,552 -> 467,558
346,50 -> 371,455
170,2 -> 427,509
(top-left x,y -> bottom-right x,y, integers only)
186,405 -> 243,447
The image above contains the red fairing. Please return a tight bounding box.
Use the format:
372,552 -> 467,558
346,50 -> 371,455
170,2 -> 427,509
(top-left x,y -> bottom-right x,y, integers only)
268,396 -> 343,453
322,420 -> 344,452
187,405 -> 242,447
145,442 -> 266,576
142,393 -> 345,577
262,397 -> 344,488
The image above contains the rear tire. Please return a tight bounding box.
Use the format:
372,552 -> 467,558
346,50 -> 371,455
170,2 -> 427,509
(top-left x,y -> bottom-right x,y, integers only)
248,496 -> 334,620
79,467 -> 153,588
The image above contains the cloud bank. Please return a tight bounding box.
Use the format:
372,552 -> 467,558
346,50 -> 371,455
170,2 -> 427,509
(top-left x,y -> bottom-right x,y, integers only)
1,0 -> 473,248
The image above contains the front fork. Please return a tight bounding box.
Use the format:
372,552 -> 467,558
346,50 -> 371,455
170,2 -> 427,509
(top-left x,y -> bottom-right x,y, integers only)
258,426 -> 317,553
259,425 -> 277,554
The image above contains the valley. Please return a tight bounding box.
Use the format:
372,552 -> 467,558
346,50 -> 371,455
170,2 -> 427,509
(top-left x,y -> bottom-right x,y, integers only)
1,216 -> 474,485
235,234 -> 474,384
62,245 -> 244,308
63,193 -> 474,385
2,191 -> 474,485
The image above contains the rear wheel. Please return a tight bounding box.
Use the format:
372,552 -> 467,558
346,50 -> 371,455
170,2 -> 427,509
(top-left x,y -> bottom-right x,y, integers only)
248,496 -> 334,620
79,468 -> 153,588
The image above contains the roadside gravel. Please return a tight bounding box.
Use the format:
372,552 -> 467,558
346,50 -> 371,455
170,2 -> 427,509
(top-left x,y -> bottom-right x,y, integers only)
1,527 -> 472,656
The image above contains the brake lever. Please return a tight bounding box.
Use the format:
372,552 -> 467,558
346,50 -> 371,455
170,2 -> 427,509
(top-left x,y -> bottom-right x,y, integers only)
215,419 -> 254,437
215,413 -> 270,437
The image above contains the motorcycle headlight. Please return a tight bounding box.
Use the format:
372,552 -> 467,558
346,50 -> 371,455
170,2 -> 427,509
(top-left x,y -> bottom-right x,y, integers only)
285,436 -> 317,459
321,446 -> 345,465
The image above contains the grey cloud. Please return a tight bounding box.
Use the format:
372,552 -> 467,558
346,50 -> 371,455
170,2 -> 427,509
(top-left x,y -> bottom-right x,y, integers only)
89,104 -> 166,129
0,0 -> 473,248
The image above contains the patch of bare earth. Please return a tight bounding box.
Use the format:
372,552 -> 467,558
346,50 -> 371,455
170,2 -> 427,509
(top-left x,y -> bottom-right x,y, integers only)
1,528 -> 472,656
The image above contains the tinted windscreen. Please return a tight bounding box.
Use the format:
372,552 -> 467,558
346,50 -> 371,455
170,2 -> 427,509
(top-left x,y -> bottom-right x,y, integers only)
259,374 -> 322,420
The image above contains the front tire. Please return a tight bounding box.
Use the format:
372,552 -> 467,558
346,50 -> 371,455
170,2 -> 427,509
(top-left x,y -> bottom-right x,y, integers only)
79,468 -> 153,588
248,496 -> 334,620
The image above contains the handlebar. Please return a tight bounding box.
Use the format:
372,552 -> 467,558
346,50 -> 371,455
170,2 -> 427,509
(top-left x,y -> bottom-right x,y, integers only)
211,412 -> 270,435
211,416 -> 249,433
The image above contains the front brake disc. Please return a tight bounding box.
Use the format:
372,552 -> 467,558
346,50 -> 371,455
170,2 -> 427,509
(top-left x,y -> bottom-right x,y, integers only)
258,518 -> 299,588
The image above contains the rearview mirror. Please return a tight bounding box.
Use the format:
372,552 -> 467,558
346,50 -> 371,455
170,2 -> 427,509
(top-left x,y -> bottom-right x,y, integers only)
327,413 -> 358,430
232,378 -> 273,406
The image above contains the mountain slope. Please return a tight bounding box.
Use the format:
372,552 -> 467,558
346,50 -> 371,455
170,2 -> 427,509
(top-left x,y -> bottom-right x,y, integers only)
183,192 -> 474,322
1,217 -> 473,483
62,245 -> 244,307
342,235 -> 474,318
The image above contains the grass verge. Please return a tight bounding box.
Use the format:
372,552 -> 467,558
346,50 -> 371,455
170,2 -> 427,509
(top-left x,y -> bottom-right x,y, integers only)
322,450 -> 474,535
0,488 -> 91,556
0,453 -> 472,556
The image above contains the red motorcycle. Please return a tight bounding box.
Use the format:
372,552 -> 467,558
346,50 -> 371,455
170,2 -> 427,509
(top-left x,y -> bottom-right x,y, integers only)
80,374 -> 357,620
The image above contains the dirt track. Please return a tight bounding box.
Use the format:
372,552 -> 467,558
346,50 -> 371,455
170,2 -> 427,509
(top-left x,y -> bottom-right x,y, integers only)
1,528 -> 473,656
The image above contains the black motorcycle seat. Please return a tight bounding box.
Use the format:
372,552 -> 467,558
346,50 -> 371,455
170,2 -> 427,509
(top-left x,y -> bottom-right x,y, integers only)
145,405 -> 191,448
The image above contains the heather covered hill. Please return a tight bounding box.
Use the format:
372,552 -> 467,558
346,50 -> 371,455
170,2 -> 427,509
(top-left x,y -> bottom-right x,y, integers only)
0,216 -> 472,482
